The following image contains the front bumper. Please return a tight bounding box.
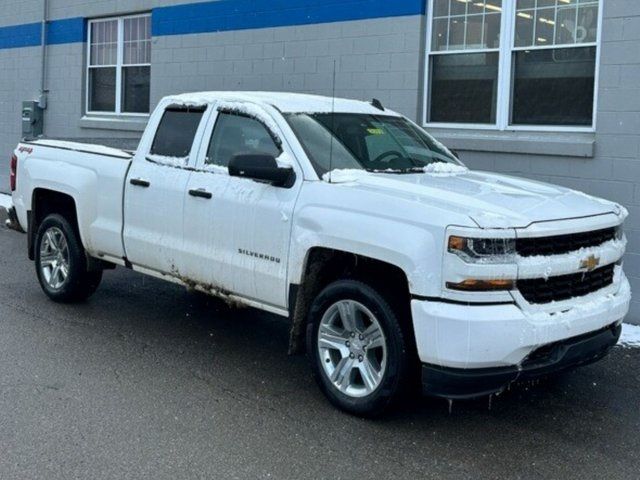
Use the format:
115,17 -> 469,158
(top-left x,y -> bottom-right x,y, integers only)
421,323 -> 621,399
411,270 -> 630,399
411,272 -> 630,370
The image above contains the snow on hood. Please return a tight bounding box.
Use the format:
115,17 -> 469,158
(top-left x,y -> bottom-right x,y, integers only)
323,168 -> 622,228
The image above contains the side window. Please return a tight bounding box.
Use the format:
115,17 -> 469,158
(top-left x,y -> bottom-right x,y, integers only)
206,112 -> 281,168
150,107 -> 205,158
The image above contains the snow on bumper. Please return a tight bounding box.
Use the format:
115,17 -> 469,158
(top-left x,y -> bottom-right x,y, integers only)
411,273 -> 631,369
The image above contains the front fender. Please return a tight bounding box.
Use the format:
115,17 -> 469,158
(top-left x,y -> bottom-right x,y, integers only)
288,204 -> 442,297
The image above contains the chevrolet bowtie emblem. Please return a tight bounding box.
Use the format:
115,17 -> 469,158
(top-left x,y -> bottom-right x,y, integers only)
580,255 -> 600,272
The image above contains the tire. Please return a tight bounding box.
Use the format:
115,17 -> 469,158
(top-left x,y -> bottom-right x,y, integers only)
35,214 -> 102,303
306,279 -> 409,417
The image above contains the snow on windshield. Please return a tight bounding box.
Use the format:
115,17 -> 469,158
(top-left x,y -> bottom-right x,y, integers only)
423,163 -> 468,175
322,163 -> 468,183
286,112 -> 460,178
322,169 -> 372,183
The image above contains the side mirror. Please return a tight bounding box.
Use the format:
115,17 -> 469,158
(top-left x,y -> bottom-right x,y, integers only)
228,154 -> 295,188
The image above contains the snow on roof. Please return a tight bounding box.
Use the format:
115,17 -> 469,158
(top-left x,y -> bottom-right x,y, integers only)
164,91 -> 402,116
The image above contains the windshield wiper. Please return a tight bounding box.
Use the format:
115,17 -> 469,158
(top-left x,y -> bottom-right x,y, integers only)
366,167 -> 424,175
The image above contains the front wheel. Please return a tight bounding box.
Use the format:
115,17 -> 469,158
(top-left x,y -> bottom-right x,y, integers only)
35,214 -> 102,303
306,280 -> 409,416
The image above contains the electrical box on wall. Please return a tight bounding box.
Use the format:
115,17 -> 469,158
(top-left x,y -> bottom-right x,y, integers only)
22,101 -> 44,138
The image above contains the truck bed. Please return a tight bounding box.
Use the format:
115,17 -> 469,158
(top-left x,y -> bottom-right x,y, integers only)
14,138 -> 134,261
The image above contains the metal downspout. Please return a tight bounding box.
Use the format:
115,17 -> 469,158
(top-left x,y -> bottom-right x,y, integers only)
39,0 -> 48,109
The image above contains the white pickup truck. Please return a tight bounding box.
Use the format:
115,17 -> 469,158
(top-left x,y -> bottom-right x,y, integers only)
7,92 -> 631,415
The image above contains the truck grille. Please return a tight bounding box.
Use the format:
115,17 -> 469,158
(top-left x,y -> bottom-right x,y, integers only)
516,228 -> 616,257
517,264 -> 615,304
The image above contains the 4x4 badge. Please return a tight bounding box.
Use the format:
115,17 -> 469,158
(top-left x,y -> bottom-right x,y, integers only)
580,255 -> 600,272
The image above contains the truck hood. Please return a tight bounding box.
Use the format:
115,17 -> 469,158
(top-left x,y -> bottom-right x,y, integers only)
330,169 -> 622,229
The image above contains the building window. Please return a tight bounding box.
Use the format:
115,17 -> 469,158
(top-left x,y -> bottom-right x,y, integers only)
87,14 -> 151,115
425,0 -> 601,130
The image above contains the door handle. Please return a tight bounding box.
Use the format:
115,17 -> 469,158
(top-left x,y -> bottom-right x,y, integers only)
130,178 -> 151,188
189,188 -> 213,199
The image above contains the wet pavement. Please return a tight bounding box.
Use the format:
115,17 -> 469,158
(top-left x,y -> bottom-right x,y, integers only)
0,212 -> 639,479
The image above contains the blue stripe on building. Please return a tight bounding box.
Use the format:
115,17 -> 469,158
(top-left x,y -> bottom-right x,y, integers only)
0,0 -> 425,50
47,17 -> 86,45
152,0 -> 425,36
0,22 -> 41,49
0,17 -> 85,50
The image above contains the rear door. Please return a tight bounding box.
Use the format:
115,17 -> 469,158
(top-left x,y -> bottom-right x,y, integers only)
181,103 -> 302,309
123,105 -> 209,274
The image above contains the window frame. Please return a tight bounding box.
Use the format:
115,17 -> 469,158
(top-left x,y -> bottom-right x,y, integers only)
86,13 -> 151,117
203,109 -> 283,171
422,0 -> 603,133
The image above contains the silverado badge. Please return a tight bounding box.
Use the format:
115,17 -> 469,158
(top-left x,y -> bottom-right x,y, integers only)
580,255 -> 600,272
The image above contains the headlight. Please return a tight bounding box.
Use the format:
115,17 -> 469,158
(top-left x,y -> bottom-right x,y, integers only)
448,236 -> 516,264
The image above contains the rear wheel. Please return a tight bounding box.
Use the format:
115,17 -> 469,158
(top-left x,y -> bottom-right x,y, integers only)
307,280 -> 409,416
35,214 -> 102,303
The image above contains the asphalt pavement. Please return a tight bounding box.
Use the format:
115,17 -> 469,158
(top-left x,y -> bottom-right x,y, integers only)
0,210 -> 639,480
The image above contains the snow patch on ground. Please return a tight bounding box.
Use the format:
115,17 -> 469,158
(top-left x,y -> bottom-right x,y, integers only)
423,162 -> 468,175
29,139 -> 132,159
619,323 -> 640,348
0,193 -> 11,210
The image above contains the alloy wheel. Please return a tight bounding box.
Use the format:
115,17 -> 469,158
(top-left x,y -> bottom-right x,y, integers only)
317,299 -> 387,398
39,226 -> 70,290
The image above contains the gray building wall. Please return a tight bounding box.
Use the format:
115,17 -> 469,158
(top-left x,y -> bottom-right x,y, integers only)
0,0 -> 638,321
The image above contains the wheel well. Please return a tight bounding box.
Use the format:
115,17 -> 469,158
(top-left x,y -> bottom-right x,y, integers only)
28,189 -> 79,260
288,248 -> 413,355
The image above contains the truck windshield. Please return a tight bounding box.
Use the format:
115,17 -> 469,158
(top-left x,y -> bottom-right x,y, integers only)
284,113 -> 460,176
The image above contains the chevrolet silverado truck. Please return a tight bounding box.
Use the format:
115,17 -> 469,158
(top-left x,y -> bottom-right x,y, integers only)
7,92 -> 631,416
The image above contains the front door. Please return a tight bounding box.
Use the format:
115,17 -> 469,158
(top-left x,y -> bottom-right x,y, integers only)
181,104 -> 302,309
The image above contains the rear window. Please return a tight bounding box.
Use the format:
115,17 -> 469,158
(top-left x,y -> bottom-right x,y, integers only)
150,107 -> 205,158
